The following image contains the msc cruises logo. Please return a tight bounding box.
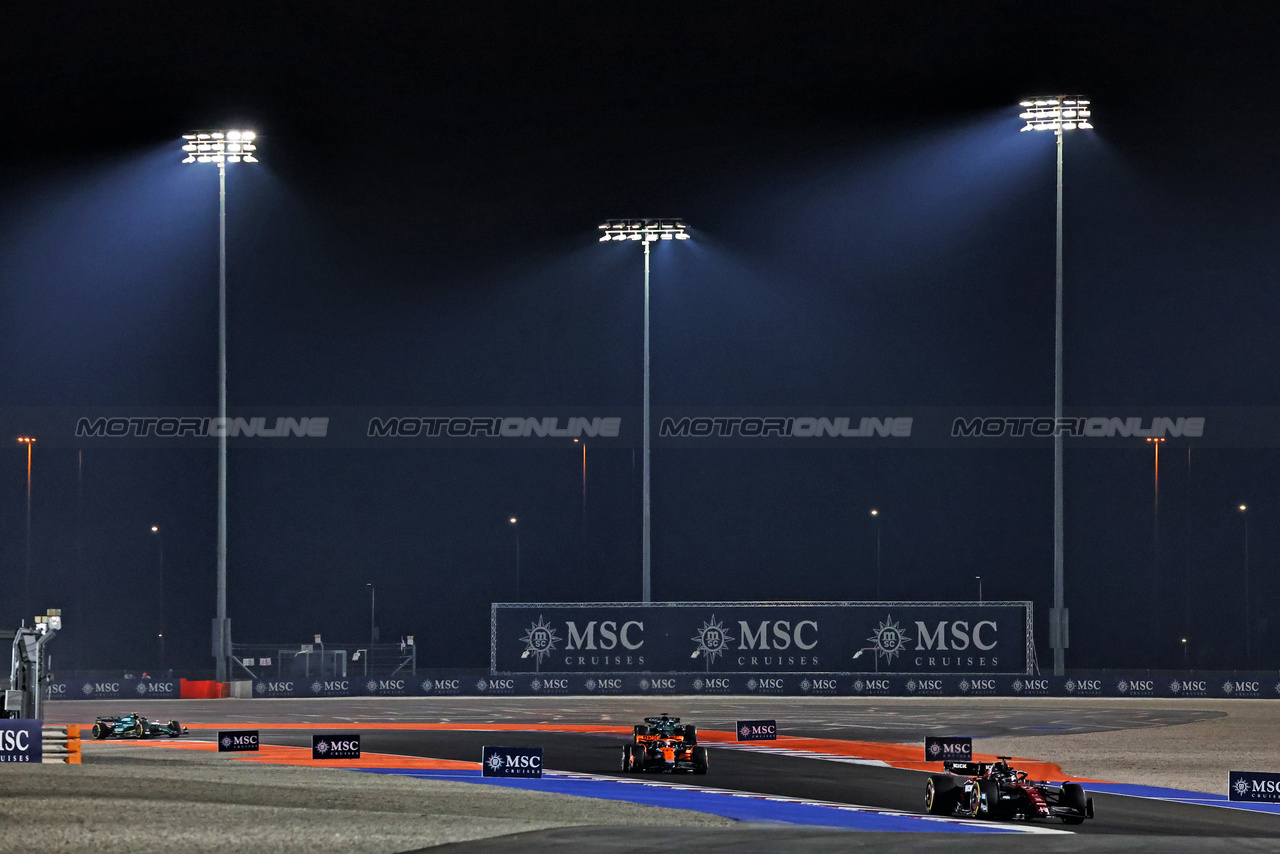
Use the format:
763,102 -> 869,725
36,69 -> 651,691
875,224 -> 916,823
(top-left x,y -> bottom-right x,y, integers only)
691,615 -> 734,664
519,616 -> 561,665
867,615 -> 912,665
311,734 -> 360,760
481,746 -> 544,778
1064,678 -> 1102,695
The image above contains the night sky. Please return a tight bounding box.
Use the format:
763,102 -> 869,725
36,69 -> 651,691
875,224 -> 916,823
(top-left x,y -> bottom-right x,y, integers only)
3,1 -> 1278,675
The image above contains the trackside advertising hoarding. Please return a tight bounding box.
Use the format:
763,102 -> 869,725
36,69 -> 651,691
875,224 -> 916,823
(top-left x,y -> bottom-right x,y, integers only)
491,602 -> 1035,674
482,746 -> 544,778
0,720 -> 41,763
925,736 -> 973,762
1230,771 -> 1280,802
43,670 -> 1280,698
47,676 -> 180,700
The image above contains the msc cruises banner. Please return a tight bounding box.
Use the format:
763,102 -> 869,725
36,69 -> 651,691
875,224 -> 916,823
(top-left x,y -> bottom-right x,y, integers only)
491,601 -> 1034,674
47,676 -> 181,700
46,670 -> 1280,698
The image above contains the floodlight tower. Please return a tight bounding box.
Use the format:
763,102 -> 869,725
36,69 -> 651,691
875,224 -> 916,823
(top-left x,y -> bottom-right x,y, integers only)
180,129 -> 259,683
1018,97 -> 1093,676
597,219 -> 690,603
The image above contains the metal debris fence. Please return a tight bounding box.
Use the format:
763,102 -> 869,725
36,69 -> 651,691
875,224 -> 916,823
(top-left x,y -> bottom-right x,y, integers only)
231,639 -> 416,681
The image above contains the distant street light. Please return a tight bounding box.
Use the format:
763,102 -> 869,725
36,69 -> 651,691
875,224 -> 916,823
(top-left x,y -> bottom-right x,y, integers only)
851,646 -> 880,674
17,437 -> 35,617
573,438 -> 587,561
150,526 -> 165,669
1181,637 -> 1189,668
598,218 -> 690,603
366,583 -> 377,645
1147,437 -> 1166,635
976,575 -> 983,604
869,509 -> 882,599
180,128 -> 259,683
1239,504 -> 1250,665
1018,95 -> 1094,677
509,517 -> 521,599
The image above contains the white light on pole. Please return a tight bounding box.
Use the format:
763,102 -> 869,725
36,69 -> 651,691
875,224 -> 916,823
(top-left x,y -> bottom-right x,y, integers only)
181,128 -> 259,683
17,437 -> 35,617
869,509 -> 881,599
1017,96 -> 1093,677
508,517 -> 521,600
151,525 -> 164,669
597,218 -> 690,603
1239,504 -> 1250,664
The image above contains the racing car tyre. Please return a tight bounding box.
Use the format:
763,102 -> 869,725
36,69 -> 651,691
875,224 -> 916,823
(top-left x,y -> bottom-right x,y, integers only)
621,746 -> 631,772
972,778 -> 999,819
925,775 -> 958,815
134,720 -> 146,739
692,746 -> 709,775
92,722 -> 109,739
1061,782 -> 1088,824
167,720 -> 182,737
682,724 -> 697,745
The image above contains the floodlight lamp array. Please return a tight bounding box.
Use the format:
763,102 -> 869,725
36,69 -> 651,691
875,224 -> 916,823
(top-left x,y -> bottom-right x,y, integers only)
181,130 -> 259,164
1018,97 -> 1093,133
598,218 -> 690,243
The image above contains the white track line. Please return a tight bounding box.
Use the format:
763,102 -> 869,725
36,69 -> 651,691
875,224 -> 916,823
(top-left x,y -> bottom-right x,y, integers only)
543,770 -> 1071,835
708,743 -> 891,766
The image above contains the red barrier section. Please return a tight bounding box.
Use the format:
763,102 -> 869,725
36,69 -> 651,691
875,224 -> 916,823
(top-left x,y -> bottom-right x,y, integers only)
178,679 -> 223,699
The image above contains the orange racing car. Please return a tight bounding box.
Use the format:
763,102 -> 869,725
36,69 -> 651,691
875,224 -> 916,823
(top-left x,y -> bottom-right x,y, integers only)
621,713 -> 708,775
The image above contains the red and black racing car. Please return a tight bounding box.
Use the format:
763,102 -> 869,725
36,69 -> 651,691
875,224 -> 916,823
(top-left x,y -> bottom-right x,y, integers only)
925,757 -> 1094,824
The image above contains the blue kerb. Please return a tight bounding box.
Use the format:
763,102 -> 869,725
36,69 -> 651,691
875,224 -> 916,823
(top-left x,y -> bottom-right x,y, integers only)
1082,782 -> 1280,816
358,768 -> 1029,833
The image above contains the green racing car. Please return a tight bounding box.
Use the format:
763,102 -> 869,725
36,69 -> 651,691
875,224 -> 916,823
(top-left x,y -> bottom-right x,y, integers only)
91,713 -> 187,739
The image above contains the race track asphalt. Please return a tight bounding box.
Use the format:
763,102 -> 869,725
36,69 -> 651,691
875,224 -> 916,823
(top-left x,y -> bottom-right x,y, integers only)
254,727 -> 1280,838
42,696 -> 1280,852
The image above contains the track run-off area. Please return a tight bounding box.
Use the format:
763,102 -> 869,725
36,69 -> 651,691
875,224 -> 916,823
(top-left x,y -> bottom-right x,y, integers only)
36,695 -> 1280,852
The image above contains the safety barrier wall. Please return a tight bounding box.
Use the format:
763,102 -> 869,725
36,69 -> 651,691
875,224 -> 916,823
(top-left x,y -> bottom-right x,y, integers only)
44,671 -> 1280,699
42,724 -> 81,763
48,677 -> 180,701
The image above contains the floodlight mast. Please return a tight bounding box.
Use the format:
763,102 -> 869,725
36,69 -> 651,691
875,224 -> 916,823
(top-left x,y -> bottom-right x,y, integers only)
1018,97 -> 1092,676
597,219 -> 690,603
180,129 -> 258,683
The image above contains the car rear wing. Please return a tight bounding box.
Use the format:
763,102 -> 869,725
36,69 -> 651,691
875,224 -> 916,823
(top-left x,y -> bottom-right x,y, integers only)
943,761 -> 989,776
